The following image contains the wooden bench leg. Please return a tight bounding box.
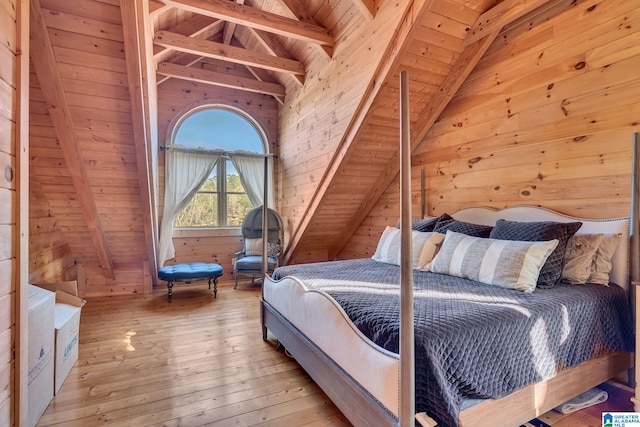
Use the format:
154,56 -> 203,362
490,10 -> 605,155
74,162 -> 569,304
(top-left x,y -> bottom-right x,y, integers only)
167,281 -> 174,303
208,276 -> 218,298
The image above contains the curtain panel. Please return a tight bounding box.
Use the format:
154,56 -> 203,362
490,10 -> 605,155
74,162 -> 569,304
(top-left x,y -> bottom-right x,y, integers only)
158,150 -> 220,266
231,155 -> 275,209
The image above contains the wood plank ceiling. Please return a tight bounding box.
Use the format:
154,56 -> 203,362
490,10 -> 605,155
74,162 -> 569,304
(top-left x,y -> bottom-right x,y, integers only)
29,0 -> 562,285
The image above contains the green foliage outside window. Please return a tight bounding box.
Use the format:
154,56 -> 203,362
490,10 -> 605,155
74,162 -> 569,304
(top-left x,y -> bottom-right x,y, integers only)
175,172 -> 253,228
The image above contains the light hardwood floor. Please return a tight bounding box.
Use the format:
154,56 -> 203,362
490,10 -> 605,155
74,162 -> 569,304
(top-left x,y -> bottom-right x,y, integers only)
38,282 -> 634,426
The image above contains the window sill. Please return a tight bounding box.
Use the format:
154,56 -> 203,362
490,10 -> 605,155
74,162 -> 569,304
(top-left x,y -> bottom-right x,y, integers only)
173,227 -> 243,238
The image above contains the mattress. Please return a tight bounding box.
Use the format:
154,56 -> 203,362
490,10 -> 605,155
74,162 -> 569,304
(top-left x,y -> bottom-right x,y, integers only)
271,258 -> 634,427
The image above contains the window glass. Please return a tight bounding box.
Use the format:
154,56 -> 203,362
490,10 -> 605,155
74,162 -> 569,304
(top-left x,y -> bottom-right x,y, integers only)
172,107 -> 265,228
174,109 -> 263,152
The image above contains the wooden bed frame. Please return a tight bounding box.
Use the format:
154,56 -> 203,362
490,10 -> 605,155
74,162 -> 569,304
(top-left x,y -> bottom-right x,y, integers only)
261,206 -> 635,427
261,300 -> 632,427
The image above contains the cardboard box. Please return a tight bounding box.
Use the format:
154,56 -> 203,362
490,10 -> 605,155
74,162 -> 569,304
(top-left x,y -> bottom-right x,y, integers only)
27,285 -> 55,427
32,281 -> 86,395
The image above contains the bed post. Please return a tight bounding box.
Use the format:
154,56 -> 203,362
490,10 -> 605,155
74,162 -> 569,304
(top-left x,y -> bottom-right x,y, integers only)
262,156 -> 269,289
261,155 -> 269,341
399,70 -> 415,427
631,132 -> 640,410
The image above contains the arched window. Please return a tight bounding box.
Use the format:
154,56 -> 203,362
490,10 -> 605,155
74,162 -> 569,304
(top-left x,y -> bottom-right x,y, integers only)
158,105 -> 274,265
172,107 -> 267,228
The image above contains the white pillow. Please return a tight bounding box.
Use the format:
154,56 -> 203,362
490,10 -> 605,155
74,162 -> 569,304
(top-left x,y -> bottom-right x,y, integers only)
561,234 -> 603,284
372,226 -> 444,269
428,230 -> 558,292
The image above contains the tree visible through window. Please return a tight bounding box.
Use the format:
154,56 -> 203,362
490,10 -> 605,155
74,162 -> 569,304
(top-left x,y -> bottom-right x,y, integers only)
172,107 -> 266,228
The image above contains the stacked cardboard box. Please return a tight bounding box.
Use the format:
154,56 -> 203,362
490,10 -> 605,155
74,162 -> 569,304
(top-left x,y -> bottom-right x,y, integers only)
27,285 -> 55,427
33,281 -> 85,394
29,281 -> 85,425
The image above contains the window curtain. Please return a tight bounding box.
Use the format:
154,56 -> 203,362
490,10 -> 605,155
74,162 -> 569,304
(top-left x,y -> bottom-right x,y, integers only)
158,150 -> 220,266
231,155 -> 275,209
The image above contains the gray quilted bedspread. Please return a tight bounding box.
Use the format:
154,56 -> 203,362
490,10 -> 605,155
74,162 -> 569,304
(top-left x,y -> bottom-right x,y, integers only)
272,258 -> 634,427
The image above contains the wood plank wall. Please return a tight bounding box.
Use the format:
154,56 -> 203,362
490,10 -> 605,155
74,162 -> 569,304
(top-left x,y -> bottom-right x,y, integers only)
341,0 -> 640,259
28,0 -> 153,297
29,177 -> 75,283
0,0 -> 25,424
277,0 -> 412,247
156,64 -> 279,283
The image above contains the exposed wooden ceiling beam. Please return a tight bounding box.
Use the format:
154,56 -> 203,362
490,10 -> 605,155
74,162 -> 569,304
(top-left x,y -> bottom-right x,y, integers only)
330,30 -> 501,257
465,0 -> 553,45
120,0 -> 159,285
155,17 -> 225,85
243,65 -> 286,104
154,30 -> 306,75
223,0 -> 245,45
247,27 -> 304,87
30,0 -> 115,278
157,62 -> 286,98
154,14 -> 222,60
150,0 -> 171,17
274,0 -> 332,58
161,0 -> 334,51
351,0 -> 376,20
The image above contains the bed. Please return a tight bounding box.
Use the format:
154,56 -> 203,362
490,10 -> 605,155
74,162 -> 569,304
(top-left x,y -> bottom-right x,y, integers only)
260,206 -> 635,427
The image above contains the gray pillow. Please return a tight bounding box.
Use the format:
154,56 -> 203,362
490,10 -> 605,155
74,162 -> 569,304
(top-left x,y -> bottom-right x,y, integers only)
394,214 -> 446,232
490,219 -> 582,288
433,214 -> 493,238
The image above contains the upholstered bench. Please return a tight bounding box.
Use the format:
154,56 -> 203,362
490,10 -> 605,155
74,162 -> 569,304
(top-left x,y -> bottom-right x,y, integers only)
158,262 -> 223,302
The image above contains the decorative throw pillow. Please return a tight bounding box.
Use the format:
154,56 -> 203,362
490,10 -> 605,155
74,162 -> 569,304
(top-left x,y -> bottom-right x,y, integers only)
267,242 -> 282,258
561,234 -> 603,284
417,232 -> 446,270
394,214 -> 446,232
489,219 -> 582,288
372,226 -> 444,269
245,238 -> 263,256
433,214 -> 493,238
428,231 -> 558,292
412,216 -> 442,232
588,233 -> 622,286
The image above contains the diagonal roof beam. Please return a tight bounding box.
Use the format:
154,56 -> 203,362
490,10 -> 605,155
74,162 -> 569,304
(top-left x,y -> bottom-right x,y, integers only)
282,0 -> 429,264
30,0 -> 115,278
274,0 -> 333,58
247,27 -> 304,87
351,0 -> 376,20
120,0 -> 159,286
154,30 -> 306,76
155,17 -> 225,85
465,0 -> 554,45
157,62 -> 286,98
223,0 -> 245,44
154,14 -> 222,61
330,29 -> 500,256
150,0 -> 171,17
330,29 -> 501,258
161,0 -> 334,53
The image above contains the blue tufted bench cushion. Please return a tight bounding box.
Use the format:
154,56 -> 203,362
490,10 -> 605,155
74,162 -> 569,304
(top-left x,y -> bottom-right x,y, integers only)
158,262 -> 223,281
158,262 -> 223,301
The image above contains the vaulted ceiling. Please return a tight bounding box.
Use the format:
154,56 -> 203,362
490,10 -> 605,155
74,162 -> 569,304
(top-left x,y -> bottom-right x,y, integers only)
29,0 -> 563,286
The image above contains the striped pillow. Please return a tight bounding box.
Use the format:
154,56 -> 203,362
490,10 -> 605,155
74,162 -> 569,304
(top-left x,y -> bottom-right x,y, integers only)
428,231 -> 559,292
372,226 -> 445,270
